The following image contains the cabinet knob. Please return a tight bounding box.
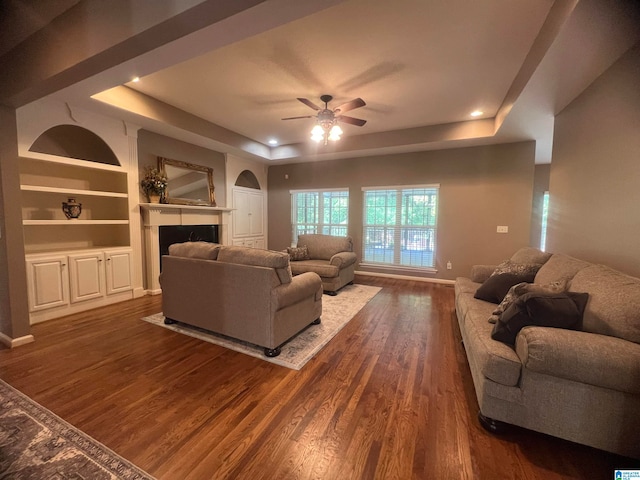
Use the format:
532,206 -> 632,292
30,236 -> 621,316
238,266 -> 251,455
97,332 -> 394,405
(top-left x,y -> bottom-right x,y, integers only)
61,263 -> 66,267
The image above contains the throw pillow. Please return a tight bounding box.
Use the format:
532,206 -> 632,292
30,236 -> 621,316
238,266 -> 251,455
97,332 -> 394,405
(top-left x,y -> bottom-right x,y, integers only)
488,280 -> 567,323
491,291 -> 589,346
287,245 -> 310,261
474,272 -> 537,304
491,259 -> 542,277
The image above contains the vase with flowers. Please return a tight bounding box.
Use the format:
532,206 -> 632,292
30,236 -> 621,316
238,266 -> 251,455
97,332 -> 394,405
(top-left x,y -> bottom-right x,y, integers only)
140,166 -> 168,203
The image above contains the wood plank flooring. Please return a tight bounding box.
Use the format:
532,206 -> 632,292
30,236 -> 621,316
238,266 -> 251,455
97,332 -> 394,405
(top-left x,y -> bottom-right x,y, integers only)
0,276 -> 636,479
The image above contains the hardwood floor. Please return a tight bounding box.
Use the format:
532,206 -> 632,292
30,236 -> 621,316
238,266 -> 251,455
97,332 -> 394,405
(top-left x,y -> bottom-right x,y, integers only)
0,276 -> 635,479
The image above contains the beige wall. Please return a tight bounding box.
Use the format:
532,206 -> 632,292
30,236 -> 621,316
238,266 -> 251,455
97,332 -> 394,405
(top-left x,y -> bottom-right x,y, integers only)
268,141 -> 536,281
0,106 -> 30,340
549,42 -> 640,277
137,130 -> 227,206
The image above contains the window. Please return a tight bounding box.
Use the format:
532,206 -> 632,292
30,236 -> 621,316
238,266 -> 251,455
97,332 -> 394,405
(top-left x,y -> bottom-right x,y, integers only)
291,189 -> 349,243
362,185 -> 438,269
540,191 -> 549,251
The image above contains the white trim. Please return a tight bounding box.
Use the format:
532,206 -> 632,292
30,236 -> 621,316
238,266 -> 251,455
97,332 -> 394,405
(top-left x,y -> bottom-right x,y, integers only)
0,332 -> 35,348
355,270 -> 454,285
290,187 -> 349,194
359,262 -> 437,274
361,183 -> 440,191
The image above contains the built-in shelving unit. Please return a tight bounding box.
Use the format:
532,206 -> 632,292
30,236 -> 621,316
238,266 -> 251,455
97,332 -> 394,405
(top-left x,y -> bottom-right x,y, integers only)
20,149 -> 134,322
20,155 -> 131,255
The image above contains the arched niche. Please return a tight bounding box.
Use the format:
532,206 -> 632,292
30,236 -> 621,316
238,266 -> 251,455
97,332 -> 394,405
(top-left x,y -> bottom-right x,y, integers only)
234,169 -> 261,190
29,124 -> 120,166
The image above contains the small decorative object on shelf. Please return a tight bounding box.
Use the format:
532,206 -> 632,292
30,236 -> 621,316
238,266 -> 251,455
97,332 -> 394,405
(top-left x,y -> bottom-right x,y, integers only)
62,197 -> 82,219
140,166 -> 167,203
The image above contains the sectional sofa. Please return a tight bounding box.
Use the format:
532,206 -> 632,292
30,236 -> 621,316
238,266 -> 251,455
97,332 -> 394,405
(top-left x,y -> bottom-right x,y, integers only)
455,247 -> 640,458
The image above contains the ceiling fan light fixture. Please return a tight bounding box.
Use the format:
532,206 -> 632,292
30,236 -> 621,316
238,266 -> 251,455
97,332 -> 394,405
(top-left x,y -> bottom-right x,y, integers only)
311,124 -> 325,143
328,124 -> 343,141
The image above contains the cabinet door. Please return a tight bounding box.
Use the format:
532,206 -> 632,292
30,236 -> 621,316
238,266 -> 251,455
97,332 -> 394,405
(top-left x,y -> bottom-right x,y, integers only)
248,193 -> 264,236
254,238 -> 266,250
68,252 -> 105,303
26,256 -> 69,312
105,250 -> 132,295
232,189 -> 251,237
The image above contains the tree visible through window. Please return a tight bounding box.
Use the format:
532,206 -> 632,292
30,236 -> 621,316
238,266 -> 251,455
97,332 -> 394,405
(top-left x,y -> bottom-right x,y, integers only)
291,189 -> 349,243
362,185 -> 438,268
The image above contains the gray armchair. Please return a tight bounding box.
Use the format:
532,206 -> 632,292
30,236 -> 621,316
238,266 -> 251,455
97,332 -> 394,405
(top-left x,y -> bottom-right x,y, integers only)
288,234 -> 357,295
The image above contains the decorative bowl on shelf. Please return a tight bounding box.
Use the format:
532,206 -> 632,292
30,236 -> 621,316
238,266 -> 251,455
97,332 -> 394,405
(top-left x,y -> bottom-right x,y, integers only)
62,198 -> 82,219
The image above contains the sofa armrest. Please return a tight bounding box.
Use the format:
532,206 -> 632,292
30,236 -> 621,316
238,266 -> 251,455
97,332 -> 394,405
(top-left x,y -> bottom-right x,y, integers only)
470,264 -> 496,283
330,251 -> 357,268
272,271 -> 323,310
515,327 -> 640,394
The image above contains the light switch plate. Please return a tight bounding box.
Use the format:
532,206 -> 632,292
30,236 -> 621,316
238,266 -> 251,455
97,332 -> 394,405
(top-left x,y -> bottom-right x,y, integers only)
497,226 -> 509,233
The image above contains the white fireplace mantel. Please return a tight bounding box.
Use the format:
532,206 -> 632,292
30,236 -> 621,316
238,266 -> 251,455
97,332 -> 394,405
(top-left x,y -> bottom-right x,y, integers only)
141,203 -> 233,294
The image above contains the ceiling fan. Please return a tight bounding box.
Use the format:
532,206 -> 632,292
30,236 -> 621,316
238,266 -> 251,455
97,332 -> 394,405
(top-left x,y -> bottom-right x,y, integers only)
282,95 -> 367,144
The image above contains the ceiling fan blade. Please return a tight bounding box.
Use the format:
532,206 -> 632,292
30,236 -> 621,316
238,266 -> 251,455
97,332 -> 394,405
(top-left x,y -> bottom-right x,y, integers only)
337,115 -> 367,127
297,98 -> 322,111
334,98 -> 366,114
282,115 -> 315,120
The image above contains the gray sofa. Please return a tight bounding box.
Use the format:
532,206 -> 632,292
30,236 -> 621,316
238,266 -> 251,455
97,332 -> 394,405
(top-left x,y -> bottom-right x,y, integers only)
455,247 -> 640,458
159,242 -> 323,357
288,234 -> 357,295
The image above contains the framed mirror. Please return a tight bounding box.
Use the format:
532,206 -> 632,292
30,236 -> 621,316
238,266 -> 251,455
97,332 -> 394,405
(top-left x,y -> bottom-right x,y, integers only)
158,157 -> 216,206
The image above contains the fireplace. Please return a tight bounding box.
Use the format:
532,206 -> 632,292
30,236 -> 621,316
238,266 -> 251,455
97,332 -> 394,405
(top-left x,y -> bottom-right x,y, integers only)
141,203 -> 231,294
159,224 -> 219,270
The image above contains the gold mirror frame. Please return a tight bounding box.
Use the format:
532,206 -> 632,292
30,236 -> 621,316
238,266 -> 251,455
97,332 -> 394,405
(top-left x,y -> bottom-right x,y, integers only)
158,157 -> 216,206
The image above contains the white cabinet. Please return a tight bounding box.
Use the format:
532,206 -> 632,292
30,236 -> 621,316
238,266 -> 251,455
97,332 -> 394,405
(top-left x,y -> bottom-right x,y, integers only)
232,238 -> 265,249
69,252 -> 105,303
25,248 -> 133,323
105,249 -> 133,294
232,187 -> 265,248
26,256 -> 69,312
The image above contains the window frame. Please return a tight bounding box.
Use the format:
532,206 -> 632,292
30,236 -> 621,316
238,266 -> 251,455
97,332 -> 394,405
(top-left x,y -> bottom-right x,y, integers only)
290,188 -> 349,244
361,184 -> 439,271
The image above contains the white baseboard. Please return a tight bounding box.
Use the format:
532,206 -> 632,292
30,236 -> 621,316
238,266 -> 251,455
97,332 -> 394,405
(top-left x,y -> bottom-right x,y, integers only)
133,287 -> 146,298
355,270 -> 455,285
0,332 -> 35,348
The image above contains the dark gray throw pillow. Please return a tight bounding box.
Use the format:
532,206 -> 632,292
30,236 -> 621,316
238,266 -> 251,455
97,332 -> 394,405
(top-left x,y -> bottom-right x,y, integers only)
491,291 -> 589,346
474,272 -> 537,304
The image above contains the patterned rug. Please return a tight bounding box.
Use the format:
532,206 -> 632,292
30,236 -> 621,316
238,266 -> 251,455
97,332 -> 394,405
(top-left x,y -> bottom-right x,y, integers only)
142,283 -> 381,370
0,379 -> 155,480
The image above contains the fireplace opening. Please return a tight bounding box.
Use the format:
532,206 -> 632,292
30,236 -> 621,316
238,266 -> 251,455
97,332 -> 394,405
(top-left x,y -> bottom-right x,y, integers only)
159,224 -> 219,270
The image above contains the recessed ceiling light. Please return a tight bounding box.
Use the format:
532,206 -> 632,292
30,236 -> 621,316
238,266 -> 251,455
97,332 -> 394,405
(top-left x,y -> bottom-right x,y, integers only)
268,139 -> 278,146
132,76 -> 140,83
470,110 -> 483,117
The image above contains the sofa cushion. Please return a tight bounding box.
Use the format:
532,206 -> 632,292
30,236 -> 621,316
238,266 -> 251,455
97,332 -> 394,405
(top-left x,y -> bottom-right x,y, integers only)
489,280 -> 567,323
534,253 -> 590,286
510,247 -> 553,265
474,272 -> 537,304
492,260 -> 542,277
491,292 -> 589,346
217,246 -> 292,284
287,245 -> 310,261
515,327 -> 640,395
569,264 -> 640,344
458,292 -> 523,386
297,234 -> 353,260
290,259 -> 339,278
168,241 -> 220,260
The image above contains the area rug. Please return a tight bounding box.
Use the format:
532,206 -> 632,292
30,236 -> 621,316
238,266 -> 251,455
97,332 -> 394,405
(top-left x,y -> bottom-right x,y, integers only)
142,283 -> 381,370
0,379 -> 155,480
